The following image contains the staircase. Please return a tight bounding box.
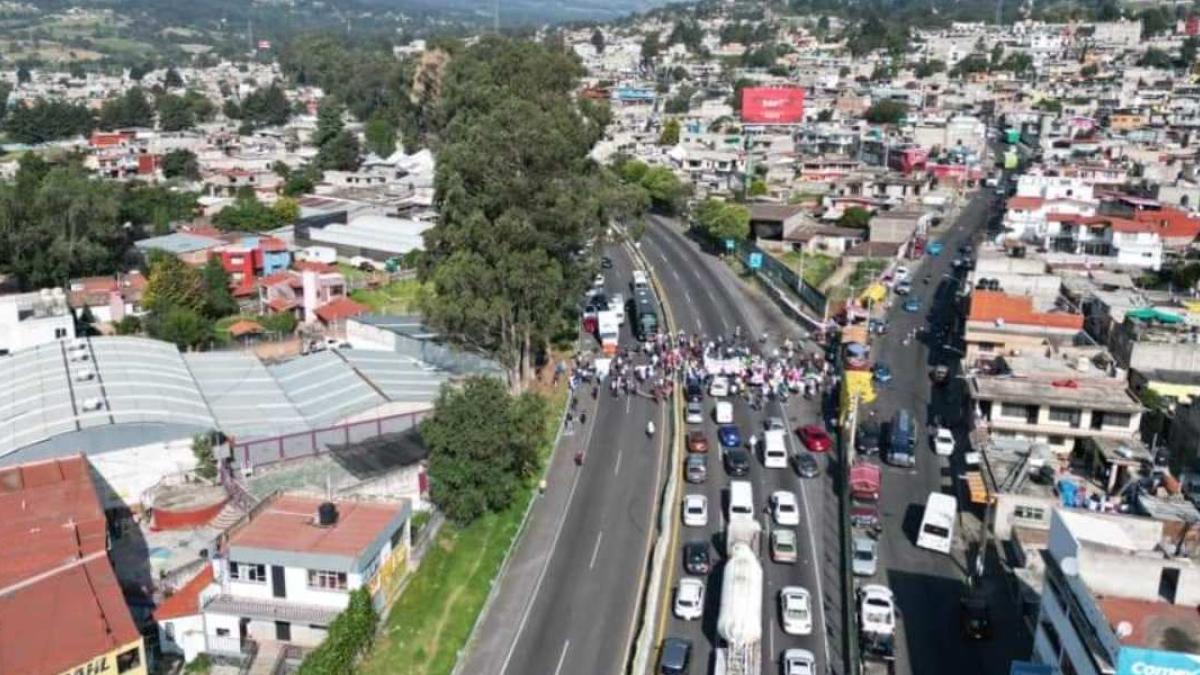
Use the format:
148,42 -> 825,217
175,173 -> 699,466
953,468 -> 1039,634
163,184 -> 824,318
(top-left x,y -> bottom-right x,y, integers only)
210,500 -> 249,530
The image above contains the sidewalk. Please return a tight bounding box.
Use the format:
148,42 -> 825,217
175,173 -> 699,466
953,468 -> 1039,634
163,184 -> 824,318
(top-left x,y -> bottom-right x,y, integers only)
455,393 -> 597,675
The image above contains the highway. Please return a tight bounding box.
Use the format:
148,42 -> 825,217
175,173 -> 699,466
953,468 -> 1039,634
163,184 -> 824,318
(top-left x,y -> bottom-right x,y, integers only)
640,217 -> 836,675
857,191 -> 1031,675
462,243 -> 667,675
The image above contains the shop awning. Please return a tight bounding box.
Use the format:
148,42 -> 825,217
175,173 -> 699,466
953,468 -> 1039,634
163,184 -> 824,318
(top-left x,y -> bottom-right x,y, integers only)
965,471 -> 990,505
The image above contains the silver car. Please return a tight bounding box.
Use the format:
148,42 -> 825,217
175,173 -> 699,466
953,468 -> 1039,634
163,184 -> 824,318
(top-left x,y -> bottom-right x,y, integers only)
852,536 -> 878,577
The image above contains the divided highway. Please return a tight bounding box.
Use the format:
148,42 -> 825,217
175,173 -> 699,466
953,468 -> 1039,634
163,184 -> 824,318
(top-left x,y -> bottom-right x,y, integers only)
462,243 -> 666,675
640,217 -> 835,675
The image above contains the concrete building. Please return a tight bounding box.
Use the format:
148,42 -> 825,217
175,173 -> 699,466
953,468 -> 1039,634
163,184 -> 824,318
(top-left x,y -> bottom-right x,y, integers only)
1031,508 -> 1200,675
964,290 -> 1084,364
201,494 -> 411,657
969,348 -> 1143,455
0,288 -> 75,355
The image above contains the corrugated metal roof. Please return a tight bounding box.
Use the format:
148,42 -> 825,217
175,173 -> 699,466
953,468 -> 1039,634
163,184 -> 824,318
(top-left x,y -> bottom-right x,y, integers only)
184,352 -> 310,440
268,351 -> 386,428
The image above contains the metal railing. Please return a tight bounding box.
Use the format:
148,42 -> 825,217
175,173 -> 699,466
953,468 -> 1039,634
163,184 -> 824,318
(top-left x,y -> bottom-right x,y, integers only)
230,409 -> 431,469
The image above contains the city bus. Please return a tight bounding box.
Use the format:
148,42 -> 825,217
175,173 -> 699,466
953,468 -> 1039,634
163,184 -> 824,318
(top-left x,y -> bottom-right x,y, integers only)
916,492 -> 957,554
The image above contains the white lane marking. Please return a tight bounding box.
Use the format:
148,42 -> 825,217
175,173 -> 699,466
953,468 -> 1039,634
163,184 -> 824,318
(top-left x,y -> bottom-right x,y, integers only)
614,448 -> 623,476
625,397 -> 631,414
499,406 -> 598,675
589,531 -> 604,569
768,616 -> 775,658
684,289 -> 693,304
780,404 -> 831,669
659,252 -> 669,265
671,268 -> 681,282
553,640 -> 570,675
694,317 -> 703,331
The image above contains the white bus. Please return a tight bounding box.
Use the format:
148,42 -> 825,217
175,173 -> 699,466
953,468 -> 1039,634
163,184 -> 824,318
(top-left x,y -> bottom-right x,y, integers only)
916,492 -> 957,554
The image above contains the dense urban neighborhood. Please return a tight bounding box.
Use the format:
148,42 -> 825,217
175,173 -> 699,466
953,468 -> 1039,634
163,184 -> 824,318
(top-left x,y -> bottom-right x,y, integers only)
2,1 -> 1200,675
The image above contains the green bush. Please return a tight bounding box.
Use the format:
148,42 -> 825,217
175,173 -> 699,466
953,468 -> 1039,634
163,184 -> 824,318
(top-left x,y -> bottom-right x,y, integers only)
297,588 -> 379,675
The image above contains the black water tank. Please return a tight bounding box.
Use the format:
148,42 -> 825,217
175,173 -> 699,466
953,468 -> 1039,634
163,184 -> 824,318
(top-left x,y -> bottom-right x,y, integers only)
318,502 -> 338,526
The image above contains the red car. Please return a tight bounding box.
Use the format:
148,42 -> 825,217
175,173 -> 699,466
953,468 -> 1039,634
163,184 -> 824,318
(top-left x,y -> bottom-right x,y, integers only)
797,425 -> 832,453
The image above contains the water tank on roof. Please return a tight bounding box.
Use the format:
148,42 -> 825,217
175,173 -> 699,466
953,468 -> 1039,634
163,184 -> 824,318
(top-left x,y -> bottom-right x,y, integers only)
317,501 -> 338,527
81,398 -> 104,412
74,368 -> 94,382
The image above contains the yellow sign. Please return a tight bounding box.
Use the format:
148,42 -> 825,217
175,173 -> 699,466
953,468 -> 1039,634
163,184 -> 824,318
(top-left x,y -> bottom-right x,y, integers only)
368,546 -> 409,606
59,640 -> 145,675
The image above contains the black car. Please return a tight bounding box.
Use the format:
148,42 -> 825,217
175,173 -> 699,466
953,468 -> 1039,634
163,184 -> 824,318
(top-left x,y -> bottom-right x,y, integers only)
659,637 -> 693,675
685,379 -> 704,403
960,594 -> 991,640
601,256 -> 614,269
794,452 -> 820,478
723,447 -> 751,476
856,422 -> 881,456
684,540 -> 711,575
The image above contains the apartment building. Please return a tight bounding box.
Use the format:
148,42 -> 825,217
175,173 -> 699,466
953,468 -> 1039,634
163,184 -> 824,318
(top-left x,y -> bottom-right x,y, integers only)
964,290 -> 1084,364
0,288 -> 76,356
1032,509 -> 1200,675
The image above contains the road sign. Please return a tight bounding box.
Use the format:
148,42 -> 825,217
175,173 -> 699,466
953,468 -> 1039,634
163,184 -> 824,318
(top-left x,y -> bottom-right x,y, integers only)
748,252 -> 763,269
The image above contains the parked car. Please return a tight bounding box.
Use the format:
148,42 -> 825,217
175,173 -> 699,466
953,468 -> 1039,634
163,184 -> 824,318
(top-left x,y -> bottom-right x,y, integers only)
960,593 -> 992,640
780,586 -> 813,635
674,578 -> 704,621
685,454 -> 707,483
771,528 -> 798,564
685,401 -> 704,424
856,422 -> 881,456
686,430 -> 709,453
797,425 -> 832,452
903,298 -> 921,313
794,452 -> 820,478
682,494 -> 708,527
894,280 -> 912,296
600,256 -> 614,269
593,273 -> 605,288
771,490 -> 800,526
932,426 -> 955,456
852,536 -> 878,577
683,540 -> 710,574
717,424 -> 742,448
709,376 -> 730,397
928,241 -> 944,256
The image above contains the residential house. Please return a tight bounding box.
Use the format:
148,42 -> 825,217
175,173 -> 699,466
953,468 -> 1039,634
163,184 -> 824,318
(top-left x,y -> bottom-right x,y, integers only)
200,494 -> 411,658
67,272 -> 147,325
212,235 -> 293,298
964,290 -> 1084,364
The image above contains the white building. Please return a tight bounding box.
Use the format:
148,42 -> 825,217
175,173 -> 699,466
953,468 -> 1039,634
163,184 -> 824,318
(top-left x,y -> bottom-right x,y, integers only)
188,494 -> 411,660
1032,508 -> 1200,675
0,289 -> 75,356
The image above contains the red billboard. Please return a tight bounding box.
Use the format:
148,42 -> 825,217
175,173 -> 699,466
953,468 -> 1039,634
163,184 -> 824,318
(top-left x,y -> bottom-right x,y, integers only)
741,87 -> 805,124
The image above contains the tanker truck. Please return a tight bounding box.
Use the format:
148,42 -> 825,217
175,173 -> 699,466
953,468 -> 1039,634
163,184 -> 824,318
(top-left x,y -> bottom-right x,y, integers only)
714,517 -> 762,675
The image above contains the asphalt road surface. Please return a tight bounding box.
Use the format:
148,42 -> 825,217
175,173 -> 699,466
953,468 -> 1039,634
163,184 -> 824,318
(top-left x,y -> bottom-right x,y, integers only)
641,217 -> 834,675
465,243 -> 666,675
860,191 -> 1031,675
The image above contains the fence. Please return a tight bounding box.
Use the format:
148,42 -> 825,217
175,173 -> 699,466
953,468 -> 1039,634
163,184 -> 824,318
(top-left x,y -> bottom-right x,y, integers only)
230,409 -> 432,469
738,240 -> 829,316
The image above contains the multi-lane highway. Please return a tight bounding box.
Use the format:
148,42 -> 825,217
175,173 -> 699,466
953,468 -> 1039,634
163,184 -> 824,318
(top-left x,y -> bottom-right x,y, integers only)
640,217 -> 836,675
858,191 -> 1031,675
461,243 -> 666,675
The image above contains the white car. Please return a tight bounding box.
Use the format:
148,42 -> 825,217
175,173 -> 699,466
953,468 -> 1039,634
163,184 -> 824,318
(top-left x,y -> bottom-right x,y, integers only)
674,578 -> 705,621
771,490 -> 800,527
893,266 -> 910,282
933,426 -> 955,457
780,586 -> 813,636
709,376 -> 730,398
683,494 -> 708,527
859,584 -> 897,636
593,273 -> 605,288
782,648 -> 816,675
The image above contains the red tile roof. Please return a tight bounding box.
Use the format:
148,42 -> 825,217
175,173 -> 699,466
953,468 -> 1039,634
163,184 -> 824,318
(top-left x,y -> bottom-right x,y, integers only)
1007,196 -> 1044,211
0,456 -> 142,674
155,566 -> 214,621
1097,596 -> 1200,651
294,260 -> 336,273
1133,207 -> 1200,242
227,494 -> 403,558
267,297 -> 297,313
227,319 -> 264,338
968,290 -> 1083,329
315,296 -> 368,323
260,271 -> 301,289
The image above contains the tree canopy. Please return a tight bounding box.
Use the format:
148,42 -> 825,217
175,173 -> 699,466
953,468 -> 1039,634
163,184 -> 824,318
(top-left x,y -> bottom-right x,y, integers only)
419,37 -> 637,390
693,198 -> 751,242
4,99 -> 94,144
98,87 -> 154,129
162,149 -> 200,181
421,376 -> 547,524
213,194 -> 295,232
864,99 -> 909,124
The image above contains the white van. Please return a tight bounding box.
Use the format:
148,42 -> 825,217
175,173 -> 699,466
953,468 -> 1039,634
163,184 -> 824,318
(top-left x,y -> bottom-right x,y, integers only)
632,270 -> 649,290
728,480 -> 754,522
916,492 -> 957,554
762,429 -> 788,469
709,376 -> 730,398
715,401 -> 734,425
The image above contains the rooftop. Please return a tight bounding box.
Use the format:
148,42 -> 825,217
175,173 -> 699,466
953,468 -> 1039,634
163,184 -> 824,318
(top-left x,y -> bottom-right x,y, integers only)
968,290 -> 1083,330
0,456 -> 141,675
1097,596 -> 1200,653
227,493 -> 406,561
971,376 -> 1142,411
